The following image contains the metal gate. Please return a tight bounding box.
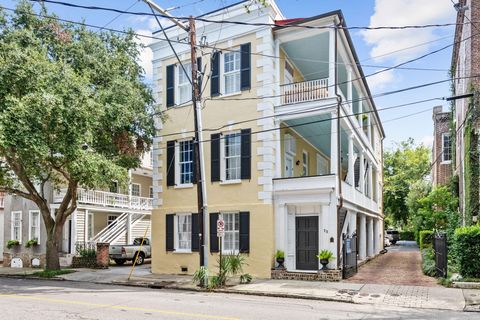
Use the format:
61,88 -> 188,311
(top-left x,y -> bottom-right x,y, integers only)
342,232 -> 358,279
433,232 -> 447,278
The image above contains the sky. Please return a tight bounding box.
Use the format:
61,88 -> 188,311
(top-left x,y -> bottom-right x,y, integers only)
0,0 -> 459,150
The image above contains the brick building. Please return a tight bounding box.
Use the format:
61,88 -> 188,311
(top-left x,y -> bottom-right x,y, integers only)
431,106 -> 452,186
451,0 -> 480,224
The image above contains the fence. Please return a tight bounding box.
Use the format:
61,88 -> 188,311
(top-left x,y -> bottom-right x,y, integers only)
433,232 -> 448,278
342,232 -> 358,279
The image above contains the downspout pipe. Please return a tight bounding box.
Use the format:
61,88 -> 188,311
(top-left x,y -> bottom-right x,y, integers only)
334,18 -> 344,270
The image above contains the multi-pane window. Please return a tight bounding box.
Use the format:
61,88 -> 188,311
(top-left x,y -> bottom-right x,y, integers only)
179,140 -> 194,184
131,183 -> 140,197
224,51 -> 241,94
177,214 -> 191,251
87,213 -> 94,240
222,212 -> 239,253
442,133 -> 452,162
107,215 -> 117,229
30,211 -> 40,241
302,151 -> 309,176
178,63 -> 192,104
225,133 -> 241,180
149,186 -> 154,199
12,211 -> 22,242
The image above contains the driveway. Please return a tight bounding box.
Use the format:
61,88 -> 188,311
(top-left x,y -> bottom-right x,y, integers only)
346,241 -> 438,287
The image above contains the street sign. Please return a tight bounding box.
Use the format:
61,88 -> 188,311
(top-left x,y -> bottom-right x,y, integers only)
217,218 -> 225,238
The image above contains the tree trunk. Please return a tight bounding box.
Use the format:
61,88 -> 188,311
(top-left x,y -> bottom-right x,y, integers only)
45,222 -> 64,270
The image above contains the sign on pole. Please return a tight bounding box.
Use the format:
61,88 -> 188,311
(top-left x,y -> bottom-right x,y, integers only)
217,218 -> 225,238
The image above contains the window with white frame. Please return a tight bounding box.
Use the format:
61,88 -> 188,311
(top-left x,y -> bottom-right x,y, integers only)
131,183 -> 140,197
176,214 -> 191,251
442,133 -> 452,162
224,51 -> 241,94
107,215 -> 118,229
11,211 -> 22,243
302,151 -> 309,176
29,210 -> 40,242
224,132 -> 241,180
87,212 -> 94,240
222,212 -> 239,253
178,63 -> 192,105
178,140 -> 194,185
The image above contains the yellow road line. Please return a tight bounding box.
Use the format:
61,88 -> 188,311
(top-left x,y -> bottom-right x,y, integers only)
0,294 -> 240,320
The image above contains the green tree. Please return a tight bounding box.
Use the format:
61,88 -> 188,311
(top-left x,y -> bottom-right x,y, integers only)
383,138 -> 430,224
0,2 -> 155,269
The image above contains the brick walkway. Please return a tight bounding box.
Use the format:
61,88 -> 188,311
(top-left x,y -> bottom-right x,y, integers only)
346,250 -> 438,287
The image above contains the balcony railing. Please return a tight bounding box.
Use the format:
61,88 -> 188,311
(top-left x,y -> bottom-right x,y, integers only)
54,188 -> 153,211
280,78 -> 329,105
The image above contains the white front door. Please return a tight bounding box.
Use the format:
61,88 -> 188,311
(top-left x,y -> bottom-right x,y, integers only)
285,154 -> 294,178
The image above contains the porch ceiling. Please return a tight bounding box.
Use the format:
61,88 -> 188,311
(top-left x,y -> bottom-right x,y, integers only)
285,114 -> 331,155
281,33 -> 330,81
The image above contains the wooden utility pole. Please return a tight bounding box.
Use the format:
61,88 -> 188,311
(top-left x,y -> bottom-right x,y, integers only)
188,16 -> 208,269
142,1 -> 208,270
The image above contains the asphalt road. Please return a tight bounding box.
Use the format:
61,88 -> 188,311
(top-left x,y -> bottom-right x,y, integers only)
0,278 -> 473,320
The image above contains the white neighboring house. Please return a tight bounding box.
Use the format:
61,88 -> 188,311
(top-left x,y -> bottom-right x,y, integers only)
1,152 -> 153,267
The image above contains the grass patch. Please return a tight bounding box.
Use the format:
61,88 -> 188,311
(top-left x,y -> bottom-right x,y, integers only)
32,269 -> 75,278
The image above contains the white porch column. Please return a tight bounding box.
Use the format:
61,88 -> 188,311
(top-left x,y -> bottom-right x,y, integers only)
349,211 -> 357,236
359,153 -> 365,193
330,111 -> 338,176
359,214 -> 367,260
367,113 -> 372,141
347,67 -> 352,108
367,218 -> 374,257
373,219 -> 380,254
328,29 -> 336,97
368,162 -> 373,198
127,213 -> 132,244
84,209 -> 89,242
348,135 -> 354,185
274,119 -> 282,178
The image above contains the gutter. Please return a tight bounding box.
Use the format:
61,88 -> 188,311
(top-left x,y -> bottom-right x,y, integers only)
334,18 -> 344,270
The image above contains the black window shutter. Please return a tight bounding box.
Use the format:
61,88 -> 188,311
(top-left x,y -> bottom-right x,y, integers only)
210,51 -> 220,97
240,129 -> 251,180
166,140 -> 176,187
166,64 -> 175,107
166,214 -> 175,251
240,43 -> 251,91
191,140 -> 197,184
239,211 -> 250,253
211,134 -> 221,182
210,212 -> 219,253
191,213 -> 199,252
197,57 -> 202,92
354,157 -> 360,188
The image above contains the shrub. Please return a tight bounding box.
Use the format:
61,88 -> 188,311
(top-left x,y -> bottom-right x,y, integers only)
421,248 -> 436,277
419,230 -> 433,249
25,239 -> 38,248
454,226 -> 480,278
75,242 -> 96,258
7,240 -> 20,249
400,231 -> 415,241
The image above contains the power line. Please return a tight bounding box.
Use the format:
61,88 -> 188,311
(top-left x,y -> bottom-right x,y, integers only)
158,74 -> 480,139
0,5 -> 454,75
30,0 -> 471,31
100,0 -> 139,30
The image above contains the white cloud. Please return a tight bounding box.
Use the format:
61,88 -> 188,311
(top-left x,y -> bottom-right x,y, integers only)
420,135 -> 434,148
366,69 -> 397,91
361,0 -> 456,87
135,29 -> 153,80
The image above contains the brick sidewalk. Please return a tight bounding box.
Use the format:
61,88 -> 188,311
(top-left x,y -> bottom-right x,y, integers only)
346,250 -> 438,287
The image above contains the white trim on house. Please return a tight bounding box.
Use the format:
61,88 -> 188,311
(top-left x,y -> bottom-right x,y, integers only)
220,130 -> 242,183
11,211 -> 22,243
28,210 -> 41,242
220,211 -> 240,255
131,183 -> 141,197
174,213 -> 192,253
174,139 -> 195,188
441,132 -> 452,164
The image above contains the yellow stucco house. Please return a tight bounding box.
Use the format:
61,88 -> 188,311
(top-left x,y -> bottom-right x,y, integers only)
150,0 -> 384,280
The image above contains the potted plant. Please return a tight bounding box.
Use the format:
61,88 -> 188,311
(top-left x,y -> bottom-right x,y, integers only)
274,250 -> 285,269
317,250 -> 335,270
7,240 -> 20,249
25,239 -> 38,248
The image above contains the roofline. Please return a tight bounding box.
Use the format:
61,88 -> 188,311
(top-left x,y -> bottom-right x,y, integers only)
451,0 -> 466,72
273,10 -> 385,138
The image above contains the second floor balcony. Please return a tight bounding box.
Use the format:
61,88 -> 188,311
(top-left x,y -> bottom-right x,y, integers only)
54,188 -> 153,212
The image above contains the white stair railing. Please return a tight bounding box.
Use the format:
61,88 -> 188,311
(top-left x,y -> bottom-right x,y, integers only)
108,213 -> 147,245
92,213 -> 129,244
